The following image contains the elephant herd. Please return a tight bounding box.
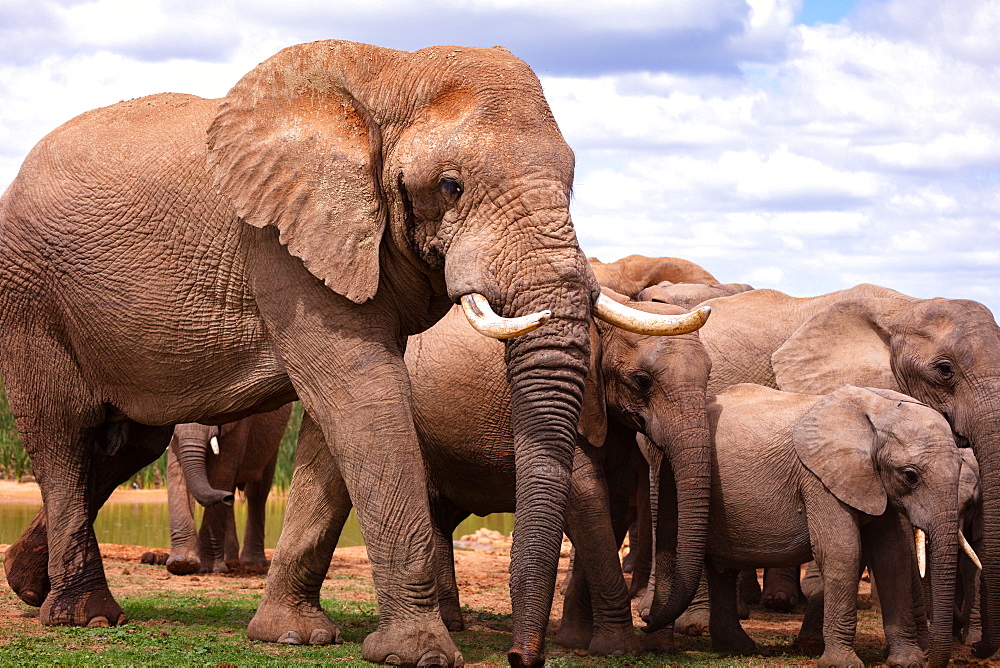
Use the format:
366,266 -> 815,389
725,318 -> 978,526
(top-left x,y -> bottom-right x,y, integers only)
0,39 -> 997,668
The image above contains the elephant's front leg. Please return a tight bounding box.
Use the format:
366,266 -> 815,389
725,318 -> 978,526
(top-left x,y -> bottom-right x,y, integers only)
861,513 -> 924,667
556,442 -> 639,657
805,492 -> 864,667
239,458 -> 275,568
247,412 -> 348,646
166,449 -> 201,575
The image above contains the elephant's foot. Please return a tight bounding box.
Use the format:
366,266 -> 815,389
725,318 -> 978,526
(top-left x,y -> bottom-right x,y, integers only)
884,645 -> 924,668
247,598 -> 342,646
361,617 -> 464,667
200,559 -> 229,574
642,627 -> 674,653
239,553 -> 270,569
674,603 -> 710,636
761,567 -> 801,612
439,598 -> 465,632
586,625 -> 640,657
40,586 -> 127,627
817,647 -> 863,667
710,622 -> 757,655
793,630 -> 824,656
165,553 -> 200,576
554,606 -> 592,650
5,520 -> 51,606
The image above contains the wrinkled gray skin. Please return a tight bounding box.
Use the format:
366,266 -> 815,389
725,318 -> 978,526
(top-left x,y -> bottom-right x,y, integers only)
646,283 -> 1000,659
589,255 -> 719,298
637,281 -> 754,311
653,384 -> 961,668
166,405 -> 292,575
404,295 -> 712,657
0,41 -> 605,667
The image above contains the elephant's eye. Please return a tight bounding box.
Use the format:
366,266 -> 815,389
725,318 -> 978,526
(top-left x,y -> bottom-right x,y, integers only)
901,467 -> 920,486
440,177 -> 463,202
631,370 -> 654,394
933,359 -> 955,381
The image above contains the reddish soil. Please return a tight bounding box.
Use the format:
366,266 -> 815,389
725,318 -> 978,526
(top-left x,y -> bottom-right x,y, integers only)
0,483 -> 994,666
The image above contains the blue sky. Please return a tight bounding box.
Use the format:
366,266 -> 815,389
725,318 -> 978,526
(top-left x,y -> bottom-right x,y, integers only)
1,0 -> 999,314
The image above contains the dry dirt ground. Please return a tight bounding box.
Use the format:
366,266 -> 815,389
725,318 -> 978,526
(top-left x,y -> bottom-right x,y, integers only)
0,482 -> 995,666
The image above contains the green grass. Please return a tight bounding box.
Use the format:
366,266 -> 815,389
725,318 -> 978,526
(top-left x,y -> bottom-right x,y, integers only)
0,382 -> 302,491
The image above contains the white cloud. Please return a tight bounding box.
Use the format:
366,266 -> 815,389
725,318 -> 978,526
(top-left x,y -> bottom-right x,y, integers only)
1,0 -> 1000,315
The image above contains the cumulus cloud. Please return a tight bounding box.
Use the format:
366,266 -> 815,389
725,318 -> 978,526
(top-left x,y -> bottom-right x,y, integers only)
1,0 -> 998,314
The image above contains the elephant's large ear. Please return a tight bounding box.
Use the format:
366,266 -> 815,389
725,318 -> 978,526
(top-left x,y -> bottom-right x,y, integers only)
794,385 -> 887,516
577,319 -> 608,447
772,299 -> 906,394
207,41 -> 387,304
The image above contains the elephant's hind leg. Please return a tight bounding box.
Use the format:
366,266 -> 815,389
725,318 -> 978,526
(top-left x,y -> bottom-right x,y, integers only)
248,411 -> 346,646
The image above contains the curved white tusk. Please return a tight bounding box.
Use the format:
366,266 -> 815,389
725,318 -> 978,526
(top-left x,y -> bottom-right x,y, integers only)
960,531 -> 982,570
915,528 -> 927,578
593,293 -> 711,336
210,436 -> 220,456
460,293 -> 551,339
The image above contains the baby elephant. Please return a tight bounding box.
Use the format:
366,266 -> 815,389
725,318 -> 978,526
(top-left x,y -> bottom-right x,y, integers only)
646,384 -> 972,668
166,405 -> 293,574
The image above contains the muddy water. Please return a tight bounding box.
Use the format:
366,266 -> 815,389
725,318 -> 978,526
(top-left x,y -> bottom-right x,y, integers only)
0,497 -> 514,550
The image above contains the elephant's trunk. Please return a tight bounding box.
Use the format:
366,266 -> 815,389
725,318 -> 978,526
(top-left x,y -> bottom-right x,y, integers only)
972,432 -> 1000,659
927,516 -> 959,667
504,318 -> 590,667
174,432 -> 234,508
644,408 -> 712,631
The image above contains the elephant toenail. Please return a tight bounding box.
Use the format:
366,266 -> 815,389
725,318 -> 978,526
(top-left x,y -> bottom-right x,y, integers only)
87,616 -> 110,628
417,650 -> 448,667
308,629 -> 332,644
277,631 -> 302,644
385,655 -> 403,665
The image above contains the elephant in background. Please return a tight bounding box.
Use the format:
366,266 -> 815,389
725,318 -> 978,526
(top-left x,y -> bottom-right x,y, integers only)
0,40 -> 708,666
166,404 -> 293,575
637,281 -> 754,311
641,282 -> 1000,656
404,292 -> 712,657
589,255 -> 720,298
644,384 -> 969,667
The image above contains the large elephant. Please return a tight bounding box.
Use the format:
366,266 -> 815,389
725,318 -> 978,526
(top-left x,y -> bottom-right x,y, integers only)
166,404 -> 293,575
642,282 -> 1000,657
589,255 -> 720,298
644,383 -> 970,667
404,293 -> 712,657
0,40 -> 706,666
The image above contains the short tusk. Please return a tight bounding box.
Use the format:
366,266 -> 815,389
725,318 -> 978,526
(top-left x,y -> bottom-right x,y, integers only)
460,293 -> 551,339
960,531 -> 982,570
593,293 -> 710,336
915,528 -> 927,578
210,436 -> 220,456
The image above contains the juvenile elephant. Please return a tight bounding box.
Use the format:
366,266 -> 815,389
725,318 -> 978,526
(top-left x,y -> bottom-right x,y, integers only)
644,384 -> 971,667
405,294 -> 712,657
166,404 -> 293,575
589,255 -> 720,298
0,40 -> 705,666
645,283 -> 1000,657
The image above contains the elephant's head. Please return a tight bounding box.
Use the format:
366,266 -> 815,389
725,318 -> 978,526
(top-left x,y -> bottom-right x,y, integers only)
589,254 -> 720,298
771,296 -> 1000,657
204,41 -> 706,663
169,423 -> 232,508
578,291 -> 712,629
795,385 -> 971,667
